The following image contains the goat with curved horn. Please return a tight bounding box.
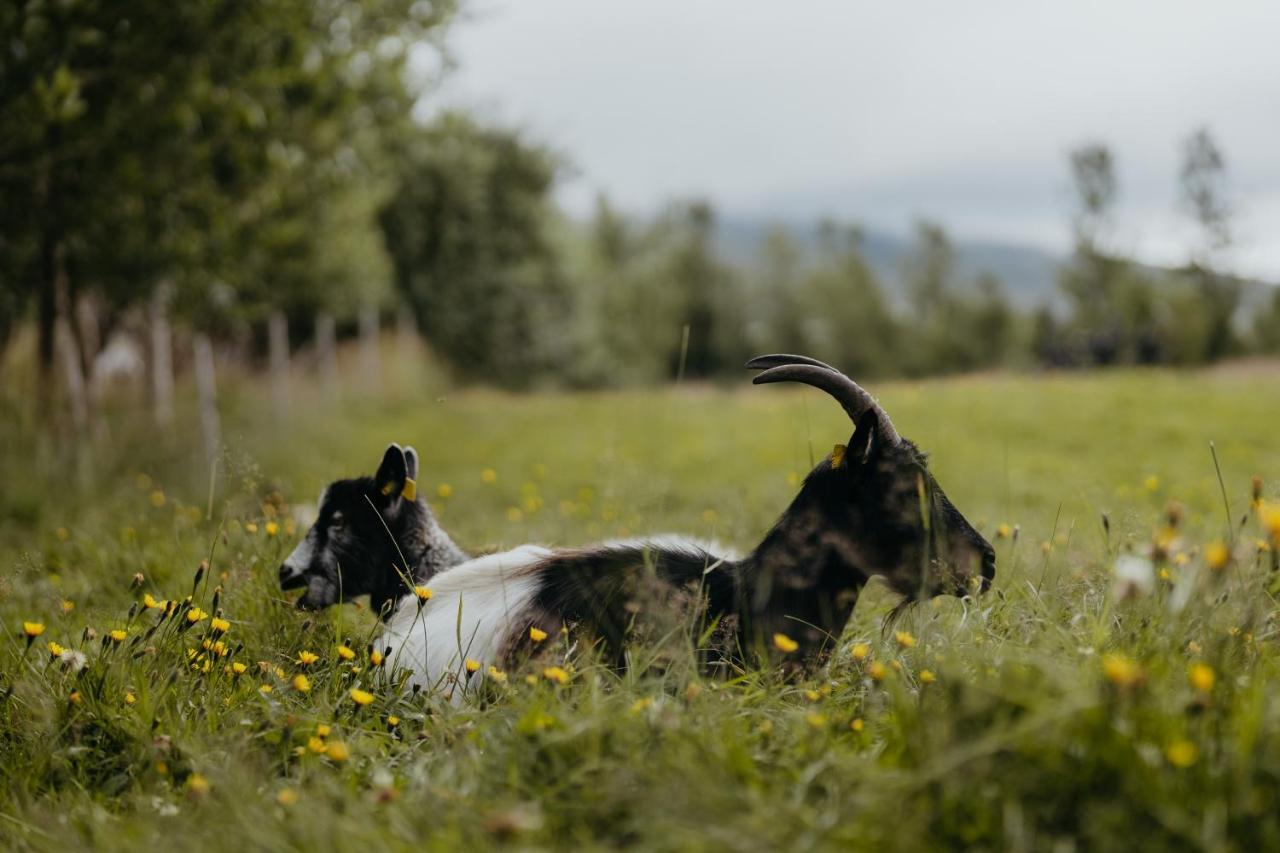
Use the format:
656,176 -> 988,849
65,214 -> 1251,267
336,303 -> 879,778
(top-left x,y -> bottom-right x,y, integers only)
749,357 -> 902,446
743,353 -> 839,372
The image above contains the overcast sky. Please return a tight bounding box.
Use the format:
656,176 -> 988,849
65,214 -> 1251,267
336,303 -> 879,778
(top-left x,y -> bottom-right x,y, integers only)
425,1 -> 1280,278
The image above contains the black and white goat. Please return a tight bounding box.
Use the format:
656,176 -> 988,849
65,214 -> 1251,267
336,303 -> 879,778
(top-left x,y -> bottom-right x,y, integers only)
280,355 -> 995,694
279,443 -> 467,618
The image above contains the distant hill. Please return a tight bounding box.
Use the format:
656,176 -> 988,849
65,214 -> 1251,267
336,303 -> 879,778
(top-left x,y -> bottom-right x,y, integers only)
715,216 -> 1064,309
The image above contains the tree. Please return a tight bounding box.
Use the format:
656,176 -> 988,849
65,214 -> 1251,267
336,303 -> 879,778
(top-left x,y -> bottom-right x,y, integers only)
1178,127 -> 1238,362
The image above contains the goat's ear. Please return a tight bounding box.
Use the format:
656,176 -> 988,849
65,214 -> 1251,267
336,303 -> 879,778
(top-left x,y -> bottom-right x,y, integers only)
401,446 -> 420,501
847,410 -> 880,467
374,443 -> 408,504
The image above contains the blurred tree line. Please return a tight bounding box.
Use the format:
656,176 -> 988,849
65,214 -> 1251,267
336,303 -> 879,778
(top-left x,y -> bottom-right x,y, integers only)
4,1 -> 1280,419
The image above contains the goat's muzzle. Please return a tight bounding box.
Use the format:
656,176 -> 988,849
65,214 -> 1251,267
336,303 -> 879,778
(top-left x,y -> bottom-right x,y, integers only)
279,563 -> 307,591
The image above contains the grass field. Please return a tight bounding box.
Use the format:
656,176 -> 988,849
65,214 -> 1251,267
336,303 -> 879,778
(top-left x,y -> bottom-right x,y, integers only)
2,364 -> 1280,851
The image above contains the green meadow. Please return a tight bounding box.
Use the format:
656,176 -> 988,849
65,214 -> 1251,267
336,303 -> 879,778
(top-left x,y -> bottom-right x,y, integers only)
2,364 -> 1280,851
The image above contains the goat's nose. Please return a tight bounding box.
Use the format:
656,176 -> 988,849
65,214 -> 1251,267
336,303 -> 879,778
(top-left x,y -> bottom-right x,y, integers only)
979,548 -> 996,592
279,563 -> 306,591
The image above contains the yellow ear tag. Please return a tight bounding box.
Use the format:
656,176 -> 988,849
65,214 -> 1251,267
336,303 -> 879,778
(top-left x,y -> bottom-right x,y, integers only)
830,444 -> 847,469
402,477 -> 417,502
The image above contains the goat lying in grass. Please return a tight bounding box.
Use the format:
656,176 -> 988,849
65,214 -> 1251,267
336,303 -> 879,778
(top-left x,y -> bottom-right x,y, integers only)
279,355 -> 995,695
279,443 -> 467,618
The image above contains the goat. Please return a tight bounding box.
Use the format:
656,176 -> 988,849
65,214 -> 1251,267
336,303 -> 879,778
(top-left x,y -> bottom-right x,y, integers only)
355,354 -> 996,695
278,443 -> 467,618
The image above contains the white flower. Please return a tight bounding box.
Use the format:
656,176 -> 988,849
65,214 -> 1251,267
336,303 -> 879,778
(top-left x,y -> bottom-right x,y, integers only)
59,649 -> 88,672
1113,554 -> 1155,600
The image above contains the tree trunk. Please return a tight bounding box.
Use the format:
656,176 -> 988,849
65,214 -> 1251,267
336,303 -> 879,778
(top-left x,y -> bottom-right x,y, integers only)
150,286 -> 174,427
193,333 -> 221,468
36,235 -> 58,423
316,312 -> 338,395
268,310 -> 290,419
55,316 -> 89,437
359,304 -> 380,391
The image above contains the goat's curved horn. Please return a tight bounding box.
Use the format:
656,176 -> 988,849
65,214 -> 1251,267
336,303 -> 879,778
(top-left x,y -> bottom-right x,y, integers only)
751,361 -> 901,446
744,353 -> 838,372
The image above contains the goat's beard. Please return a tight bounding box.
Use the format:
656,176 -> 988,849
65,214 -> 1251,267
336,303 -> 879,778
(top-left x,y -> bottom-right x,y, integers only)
296,572 -> 342,610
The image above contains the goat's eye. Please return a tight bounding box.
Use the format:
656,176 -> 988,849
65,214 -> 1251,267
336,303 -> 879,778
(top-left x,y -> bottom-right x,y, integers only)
330,512 -> 345,529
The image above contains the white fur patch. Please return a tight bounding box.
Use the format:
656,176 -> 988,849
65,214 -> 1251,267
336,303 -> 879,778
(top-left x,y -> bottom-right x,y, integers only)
381,545 -> 550,700
598,535 -> 739,563
281,536 -> 315,575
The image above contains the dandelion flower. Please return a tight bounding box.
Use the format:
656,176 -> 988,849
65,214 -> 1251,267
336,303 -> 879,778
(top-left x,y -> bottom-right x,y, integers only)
919,669 -> 937,684
231,662 -> 248,676
316,724 -> 331,737
386,716 -> 400,727
68,690 -> 81,704
529,626 -> 548,643
481,468 -> 497,484
894,631 -> 916,649
1260,500 -> 1280,548
277,788 -> 299,806
542,666 -> 570,684
487,665 -> 508,684
245,522 -> 258,534
1143,475 -> 1160,493
772,633 -> 799,654
805,712 -> 828,728
265,521 -> 279,537
414,586 -> 433,603
60,650 -> 87,671
336,645 -> 356,661
60,599 -> 75,614
22,621 -> 45,639
350,688 -> 374,706
150,490 -> 167,508
297,650 -> 319,666
187,607 -> 208,624
437,483 -> 453,499
325,741 -> 349,762
867,662 -> 888,681
1102,653 -> 1143,688
1188,663 -> 1215,693
465,659 -> 480,674
995,524 -> 1012,539
109,629 -> 127,643
47,641 -> 65,657
259,684 -> 274,694
125,692 -> 137,705
850,718 -> 864,732
851,643 -> 870,662
1166,739 -> 1198,768
369,649 -> 384,667
186,773 -> 210,794
292,674 -> 311,692
210,617 -> 230,634
307,736 -> 326,753
1205,541 -> 1231,572
631,697 -> 654,713
143,594 -> 163,610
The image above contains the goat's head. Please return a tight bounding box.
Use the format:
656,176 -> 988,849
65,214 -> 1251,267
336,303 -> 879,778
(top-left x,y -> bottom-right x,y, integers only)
279,443 -> 427,616
749,354 -> 995,599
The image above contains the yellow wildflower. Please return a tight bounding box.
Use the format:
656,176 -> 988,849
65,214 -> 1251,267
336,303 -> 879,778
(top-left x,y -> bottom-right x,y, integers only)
481,468 -> 497,484
210,617 -> 230,634
805,712 -> 828,728
149,490 -> 166,508
867,661 -> 887,681
894,630 -> 916,649
292,674 -> 311,692
245,522 -> 258,534
1259,500 -> 1280,547
265,521 -> 279,537
186,773 -> 210,794
231,662 -> 248,676
143,594 -> 162,609
1143,475 -> 1160,493
772,633 -> 800,654
851,643 -> 870,662
325,741 -> 349,762
307,736 -> 326,754
631,697 -> 654,713
1102,653 -> 1143,688
125,692 -> 137,705
47,641 -> 65,657
277,788 -> 299,806
995,524 -> 1012,539
109,629 -> 127,643
370,649 -> 384,667
919,669 -> 937,684
186,607 -> 208,624
1205,541 -> 1231,572
22,621 -> 45,638
349,688 -> 374,706
1188,663 -> 1215,693
259,684 -> 274,694
1166,739 -> 1198,768
529,626 -> 548,643
414,586 -> 433,602
487,665 -> 508,684
850,718 -> 864,732
316,724 -> 331,737
542,666 -> 570,684
437,483 -> 453,499
336,645 -> 356,661
386,716 -> 400,727
297,650 -> 319,666
68,691 -> 81,704
60,599 -> 75,614
465,659 -> 481,674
